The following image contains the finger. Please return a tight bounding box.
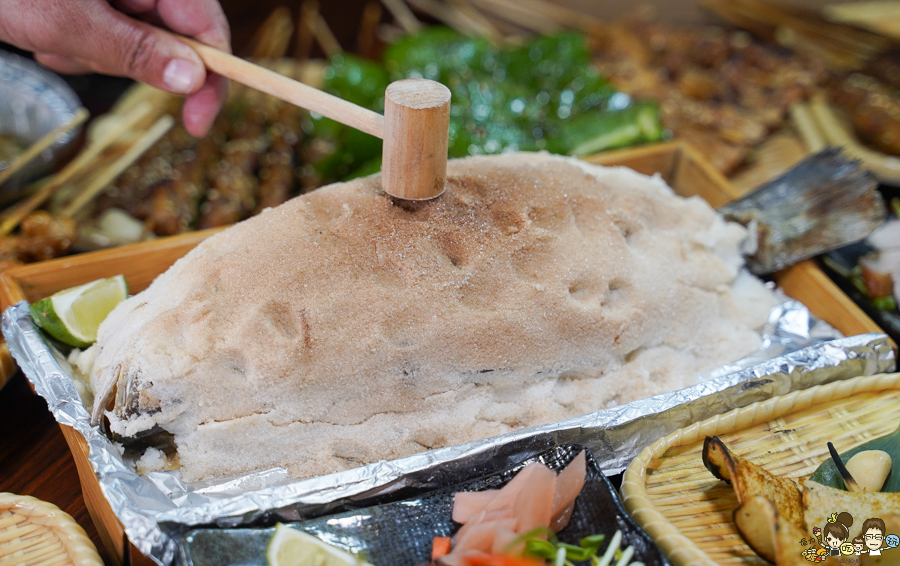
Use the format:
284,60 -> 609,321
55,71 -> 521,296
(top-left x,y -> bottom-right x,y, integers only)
156,0 -> 231,52
3,1 -> 207,94
111,0 -> 156,15
91,6 -> 209,94
182,72 -> 228,136
34,53 -> 94,75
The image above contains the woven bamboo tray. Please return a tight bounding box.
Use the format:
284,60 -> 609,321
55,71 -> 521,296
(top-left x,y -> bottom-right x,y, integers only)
621,371 -> 900,566
0,492 -> 103,566
0,141 -> 885,566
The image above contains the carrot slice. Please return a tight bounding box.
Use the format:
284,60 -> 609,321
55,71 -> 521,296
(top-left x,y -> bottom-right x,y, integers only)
433,536 -> 452,560
462,553 -> 546,566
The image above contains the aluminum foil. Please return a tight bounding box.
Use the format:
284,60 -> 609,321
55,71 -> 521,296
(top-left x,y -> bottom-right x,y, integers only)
3,300 -> 895,565
0,50 -> 82,196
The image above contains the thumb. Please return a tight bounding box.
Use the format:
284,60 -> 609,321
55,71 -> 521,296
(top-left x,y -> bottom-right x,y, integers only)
87,9 -> 208,94
7,0 -> 209,95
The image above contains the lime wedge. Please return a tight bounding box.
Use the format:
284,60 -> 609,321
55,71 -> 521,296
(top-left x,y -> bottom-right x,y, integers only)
29,275 -> 129,348
267,524 -> 373,566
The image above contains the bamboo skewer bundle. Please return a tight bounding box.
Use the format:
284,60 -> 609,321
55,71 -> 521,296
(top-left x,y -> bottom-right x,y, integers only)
0,108 -> 89,189
358,1 -> 385,58
299,0 -> 343,58
404,0 -> 493,37
824,1 -> 900,41
790,97 -> 900,185
468,0 -> 606,35
789,103 -> 827,154
445,0 -> 504,42
465,0 -> 562,35
0,103 -> 153,236
294,1 -> 317,60
703,0 -> 892,71
61,115 -> 176,218
381,0 -> 423,35
250,6 -> 294,59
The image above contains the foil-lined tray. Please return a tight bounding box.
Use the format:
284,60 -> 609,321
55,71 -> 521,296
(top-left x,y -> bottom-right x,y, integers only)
2,299 -> 896,565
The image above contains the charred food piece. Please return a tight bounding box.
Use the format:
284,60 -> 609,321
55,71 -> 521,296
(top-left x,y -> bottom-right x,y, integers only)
719,148 -> 886,275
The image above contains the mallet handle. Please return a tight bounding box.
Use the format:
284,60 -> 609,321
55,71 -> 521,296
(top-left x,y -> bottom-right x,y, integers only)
182,37 -> 385,139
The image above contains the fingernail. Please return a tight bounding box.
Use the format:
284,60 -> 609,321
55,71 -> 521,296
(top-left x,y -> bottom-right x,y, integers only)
163,59 -> 199,93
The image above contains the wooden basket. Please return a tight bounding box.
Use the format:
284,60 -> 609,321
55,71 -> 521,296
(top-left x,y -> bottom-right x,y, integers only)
0,492 -> 103,566
621,372 -> 900,566
0,141 -> 884,565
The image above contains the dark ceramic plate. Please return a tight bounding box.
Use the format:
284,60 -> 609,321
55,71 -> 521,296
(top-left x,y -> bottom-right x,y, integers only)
820,244 -> 900,345
178,445 -> 668,566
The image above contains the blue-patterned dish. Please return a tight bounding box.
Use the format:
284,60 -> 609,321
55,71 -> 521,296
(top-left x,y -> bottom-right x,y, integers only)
178,445 -> 668,566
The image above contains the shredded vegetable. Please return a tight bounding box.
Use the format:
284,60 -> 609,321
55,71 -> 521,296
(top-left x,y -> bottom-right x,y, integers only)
444,528 -> 642,566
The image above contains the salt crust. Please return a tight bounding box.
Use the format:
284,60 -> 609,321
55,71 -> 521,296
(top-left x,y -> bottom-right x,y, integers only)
90,152 -> 777,483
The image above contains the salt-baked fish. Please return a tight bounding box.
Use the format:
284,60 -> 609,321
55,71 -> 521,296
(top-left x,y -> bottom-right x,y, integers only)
90,153 -> 777,483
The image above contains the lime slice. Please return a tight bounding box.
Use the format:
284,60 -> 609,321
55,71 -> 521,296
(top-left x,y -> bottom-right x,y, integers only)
29,275 -> 129,348
267,524 -> 373,566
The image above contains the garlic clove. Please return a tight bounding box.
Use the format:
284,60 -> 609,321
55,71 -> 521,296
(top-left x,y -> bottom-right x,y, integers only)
845,450 -> 892,492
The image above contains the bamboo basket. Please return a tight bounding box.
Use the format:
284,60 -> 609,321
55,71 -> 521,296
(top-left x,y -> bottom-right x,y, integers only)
621,372 -> 900,566
0,492 -> 103,566
0,141 -> 885,565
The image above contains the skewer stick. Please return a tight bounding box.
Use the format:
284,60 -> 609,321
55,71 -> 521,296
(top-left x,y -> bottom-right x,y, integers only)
825,2 -> 900,41
446,0 -> 504,42
251,6 -> 294,59
61,115 -> 175,218
789,102 -> 827,154
358,1 -> 384,58
294,0 -> 317,60
380,0 -> 423,34
0,103 -> 152,236
0,108 -> 89,188
182,37 -> 381,137
467,0 -> 560,34
301,3 -> 343,58
809,96 -> 900,184
470,0 -> 605,33
405,0 -> 484,35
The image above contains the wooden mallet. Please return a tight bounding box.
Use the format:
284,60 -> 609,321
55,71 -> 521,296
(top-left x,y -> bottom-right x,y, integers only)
180,38 -> 451,200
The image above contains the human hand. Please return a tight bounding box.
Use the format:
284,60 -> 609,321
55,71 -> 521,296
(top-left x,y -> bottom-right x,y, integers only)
0,0 -> 231,136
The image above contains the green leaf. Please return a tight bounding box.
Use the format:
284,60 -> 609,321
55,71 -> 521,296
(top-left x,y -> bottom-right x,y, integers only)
873,295 -> 898,312
523,538 -> 557,559
809,424 -> 900,491
558,542 -> 591,561
579,534 -> 606,548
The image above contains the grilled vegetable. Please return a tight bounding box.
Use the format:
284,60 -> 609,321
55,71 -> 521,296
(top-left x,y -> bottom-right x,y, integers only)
810,425 -> 900,492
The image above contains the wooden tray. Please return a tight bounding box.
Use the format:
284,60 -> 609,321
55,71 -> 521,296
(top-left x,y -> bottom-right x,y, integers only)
621,372 -> 900,566
0,141 -> 884,565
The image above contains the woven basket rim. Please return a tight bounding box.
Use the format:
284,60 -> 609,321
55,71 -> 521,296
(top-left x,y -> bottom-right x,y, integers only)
620,371 -> 900,566
0,492 -> 103,566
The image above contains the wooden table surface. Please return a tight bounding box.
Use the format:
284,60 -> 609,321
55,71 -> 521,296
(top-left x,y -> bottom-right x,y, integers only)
0,371 -> 112,565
